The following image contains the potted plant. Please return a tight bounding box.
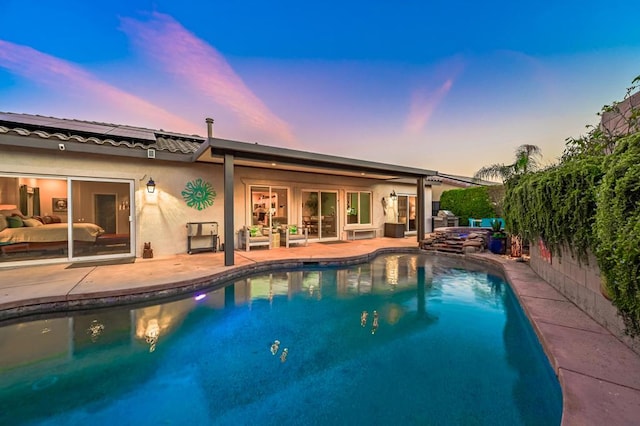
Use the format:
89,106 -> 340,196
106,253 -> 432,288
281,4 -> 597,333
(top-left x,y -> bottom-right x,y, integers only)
489,219 -> 507,254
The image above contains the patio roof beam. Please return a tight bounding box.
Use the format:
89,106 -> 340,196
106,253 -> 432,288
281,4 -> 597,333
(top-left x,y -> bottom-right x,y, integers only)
209,138 -> 436,179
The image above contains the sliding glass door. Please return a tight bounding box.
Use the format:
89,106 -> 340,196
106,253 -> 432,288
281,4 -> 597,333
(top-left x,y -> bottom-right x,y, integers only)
0,174 -> 133,264
71,179 -> 132,259
397,195 -> 417,233
301,191 -> 338,240
249,186 -> 289,228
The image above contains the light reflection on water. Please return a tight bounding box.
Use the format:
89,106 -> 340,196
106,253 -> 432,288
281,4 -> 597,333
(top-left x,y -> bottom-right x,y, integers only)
0,254 -> 562,425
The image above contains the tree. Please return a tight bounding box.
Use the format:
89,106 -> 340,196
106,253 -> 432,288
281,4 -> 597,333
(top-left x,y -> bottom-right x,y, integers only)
473,144 -> 542,183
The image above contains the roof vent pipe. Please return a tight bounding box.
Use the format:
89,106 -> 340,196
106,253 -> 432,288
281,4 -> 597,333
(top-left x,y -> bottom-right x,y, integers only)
205,117 -> 214,139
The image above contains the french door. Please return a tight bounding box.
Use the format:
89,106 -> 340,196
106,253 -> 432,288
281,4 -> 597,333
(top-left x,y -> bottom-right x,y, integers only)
301,191 -> 338,240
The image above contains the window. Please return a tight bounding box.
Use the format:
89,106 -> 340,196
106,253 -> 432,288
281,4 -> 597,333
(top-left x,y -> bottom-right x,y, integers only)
346,191 -> 371,225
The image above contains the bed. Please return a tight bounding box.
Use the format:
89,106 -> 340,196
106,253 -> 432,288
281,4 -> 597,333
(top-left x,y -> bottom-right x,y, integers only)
0,222 -> 105,244
0,209 -> 105,255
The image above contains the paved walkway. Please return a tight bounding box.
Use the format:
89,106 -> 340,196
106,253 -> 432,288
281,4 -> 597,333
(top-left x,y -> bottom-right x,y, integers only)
1,238 -> 639,425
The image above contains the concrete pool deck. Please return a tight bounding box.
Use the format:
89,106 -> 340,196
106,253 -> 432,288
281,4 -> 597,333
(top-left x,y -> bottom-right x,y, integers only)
0,237 -> 639,425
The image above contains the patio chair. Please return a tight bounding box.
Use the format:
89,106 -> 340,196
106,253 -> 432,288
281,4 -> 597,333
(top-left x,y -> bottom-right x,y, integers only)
280,224 -> 308,248
239,225 -> 272,251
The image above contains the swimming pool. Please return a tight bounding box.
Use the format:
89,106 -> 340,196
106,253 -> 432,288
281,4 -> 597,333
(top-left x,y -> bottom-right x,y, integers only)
0,254 -> 562,425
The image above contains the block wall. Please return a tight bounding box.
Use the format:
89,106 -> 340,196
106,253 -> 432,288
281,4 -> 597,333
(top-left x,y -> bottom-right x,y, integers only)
530,240 -> 639,355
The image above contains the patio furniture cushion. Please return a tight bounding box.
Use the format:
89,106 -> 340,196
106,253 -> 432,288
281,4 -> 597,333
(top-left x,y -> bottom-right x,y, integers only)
479,218 -> 505,229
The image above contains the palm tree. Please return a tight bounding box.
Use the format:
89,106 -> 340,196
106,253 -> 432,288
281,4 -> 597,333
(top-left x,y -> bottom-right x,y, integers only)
474,144 -> 542,182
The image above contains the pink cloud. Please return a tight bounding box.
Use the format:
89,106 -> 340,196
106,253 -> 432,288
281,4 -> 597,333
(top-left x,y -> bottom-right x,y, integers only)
0,40 -> 200,134
119,12 -> 296,146
405,78 -> 454,134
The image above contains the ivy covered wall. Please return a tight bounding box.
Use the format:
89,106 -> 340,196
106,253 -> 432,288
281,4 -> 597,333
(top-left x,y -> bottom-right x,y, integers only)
504,132 -> 640,337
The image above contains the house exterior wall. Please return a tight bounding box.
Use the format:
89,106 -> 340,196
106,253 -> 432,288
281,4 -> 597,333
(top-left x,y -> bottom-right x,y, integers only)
231,165 -> 418,238
1,146 -> 223,258
600,90 -> 640,136
1,146 -> 428,261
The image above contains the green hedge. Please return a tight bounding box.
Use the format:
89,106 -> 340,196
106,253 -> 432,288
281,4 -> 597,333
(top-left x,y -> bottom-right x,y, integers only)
595,133 -> 640,335
503,156 -> 604,263
440,186 -> 496,226
504,132 -> 640,336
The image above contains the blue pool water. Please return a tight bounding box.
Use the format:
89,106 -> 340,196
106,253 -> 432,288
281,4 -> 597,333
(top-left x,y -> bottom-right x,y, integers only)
0,254 -> 562,425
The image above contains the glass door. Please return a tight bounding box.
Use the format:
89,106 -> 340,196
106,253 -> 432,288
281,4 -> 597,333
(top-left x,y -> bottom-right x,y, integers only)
0,175 -> 132,264
250,186 -> 289,228
250,186 -> 271,227
71,179 -> 132,259
249,185 -> 289,248
397,195 -> 417,233
302,191 -> 338,240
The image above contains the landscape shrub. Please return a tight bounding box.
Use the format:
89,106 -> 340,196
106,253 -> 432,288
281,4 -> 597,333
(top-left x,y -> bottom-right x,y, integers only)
440,186 -> 495,226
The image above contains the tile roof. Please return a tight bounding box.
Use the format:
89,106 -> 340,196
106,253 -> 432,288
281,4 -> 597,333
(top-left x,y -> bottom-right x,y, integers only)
0,112 -> 205,155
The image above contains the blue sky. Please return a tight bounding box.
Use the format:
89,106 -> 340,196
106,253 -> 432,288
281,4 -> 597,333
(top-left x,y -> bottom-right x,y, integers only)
1,1 -> 639,176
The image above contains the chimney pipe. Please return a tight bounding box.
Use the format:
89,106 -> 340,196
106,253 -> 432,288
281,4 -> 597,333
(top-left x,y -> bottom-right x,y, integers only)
205,117 -> 214,139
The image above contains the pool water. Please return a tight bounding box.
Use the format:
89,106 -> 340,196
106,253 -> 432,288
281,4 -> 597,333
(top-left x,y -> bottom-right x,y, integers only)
0,254 -> 562,425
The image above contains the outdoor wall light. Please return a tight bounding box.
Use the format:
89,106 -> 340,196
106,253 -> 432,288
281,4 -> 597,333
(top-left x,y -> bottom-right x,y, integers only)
390,190 -> 397,200
146,177 -> 156,193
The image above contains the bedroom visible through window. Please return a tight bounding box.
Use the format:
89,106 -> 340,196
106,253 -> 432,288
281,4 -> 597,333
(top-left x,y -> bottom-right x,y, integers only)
0,175 -> 69,262
0,174 -> 133,264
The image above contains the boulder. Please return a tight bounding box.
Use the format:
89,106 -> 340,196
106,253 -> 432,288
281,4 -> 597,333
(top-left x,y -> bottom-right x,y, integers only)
462,240 -> 483,247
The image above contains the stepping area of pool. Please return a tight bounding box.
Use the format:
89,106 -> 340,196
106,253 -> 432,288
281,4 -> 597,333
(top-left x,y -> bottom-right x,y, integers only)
1,237 -> 639,425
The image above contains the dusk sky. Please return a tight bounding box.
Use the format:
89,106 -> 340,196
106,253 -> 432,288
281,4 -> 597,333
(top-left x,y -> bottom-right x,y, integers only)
1,1 -> 639,177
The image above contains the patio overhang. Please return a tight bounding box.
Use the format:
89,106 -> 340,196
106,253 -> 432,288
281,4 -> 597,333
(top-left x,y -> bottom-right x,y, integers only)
194,136 -> 438,267
195,137 -> 437,180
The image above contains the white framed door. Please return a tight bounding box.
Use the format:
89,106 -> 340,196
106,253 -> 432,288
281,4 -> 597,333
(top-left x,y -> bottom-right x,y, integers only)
301,190 -> 338,240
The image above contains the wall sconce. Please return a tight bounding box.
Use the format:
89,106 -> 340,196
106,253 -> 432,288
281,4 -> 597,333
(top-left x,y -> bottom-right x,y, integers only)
146,177 -> 156,193
390,190 -> 397,201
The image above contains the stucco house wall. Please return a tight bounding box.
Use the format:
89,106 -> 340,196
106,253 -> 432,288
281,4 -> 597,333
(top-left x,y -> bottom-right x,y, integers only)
231,165 -> 421,240
1,144 -> 426,259
1,145 -> 222,258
